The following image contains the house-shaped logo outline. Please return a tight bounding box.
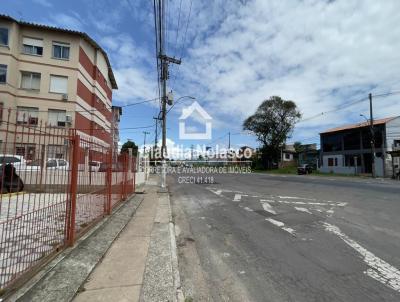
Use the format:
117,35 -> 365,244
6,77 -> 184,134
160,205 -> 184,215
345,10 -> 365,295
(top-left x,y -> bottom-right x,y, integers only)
179,101 -> 212,140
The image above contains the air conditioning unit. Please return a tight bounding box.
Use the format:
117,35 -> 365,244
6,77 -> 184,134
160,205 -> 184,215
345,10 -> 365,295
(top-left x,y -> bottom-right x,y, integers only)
62,94 -> 68,101
65,115 -> 72,123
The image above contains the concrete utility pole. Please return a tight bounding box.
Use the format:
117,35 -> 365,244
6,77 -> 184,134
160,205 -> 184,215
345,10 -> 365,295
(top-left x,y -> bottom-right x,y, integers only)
154,0 -> 181,188
143,131 -> 150,155
153,117 -> 161,147
369,93 -> 376,178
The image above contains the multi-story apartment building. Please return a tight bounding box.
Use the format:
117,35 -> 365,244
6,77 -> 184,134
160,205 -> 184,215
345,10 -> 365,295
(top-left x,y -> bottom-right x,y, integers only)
0,15 -> 117,160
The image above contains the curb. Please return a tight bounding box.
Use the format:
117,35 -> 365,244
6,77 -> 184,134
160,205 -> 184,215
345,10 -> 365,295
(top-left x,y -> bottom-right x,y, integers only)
167,196 -> 184,302
139,186 -> 184,302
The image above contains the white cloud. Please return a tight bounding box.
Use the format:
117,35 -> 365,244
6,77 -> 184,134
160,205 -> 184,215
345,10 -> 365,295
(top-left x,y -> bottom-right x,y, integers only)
44,12 -> 85,31
32,0 -> 52,7
171,0 -> 400,142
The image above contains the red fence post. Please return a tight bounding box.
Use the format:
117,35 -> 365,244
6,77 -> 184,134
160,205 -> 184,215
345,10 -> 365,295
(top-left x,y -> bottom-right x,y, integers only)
67,134 -> 80,246
133,156 -> 136,193
106,149 -> 112,214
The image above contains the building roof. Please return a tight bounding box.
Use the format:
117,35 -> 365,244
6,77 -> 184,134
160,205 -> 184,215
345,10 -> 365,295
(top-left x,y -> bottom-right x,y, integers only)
320,117 -> 398,134
0,14 -> 118,89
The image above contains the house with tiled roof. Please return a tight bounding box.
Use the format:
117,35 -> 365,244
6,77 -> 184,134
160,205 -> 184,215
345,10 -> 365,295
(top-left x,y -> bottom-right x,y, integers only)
319,116 -> 400,177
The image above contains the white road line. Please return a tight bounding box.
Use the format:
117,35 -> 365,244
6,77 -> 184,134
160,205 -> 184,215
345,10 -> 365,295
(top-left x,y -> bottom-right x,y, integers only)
323,222 -> 400,293
215,190 -> 222,195
262,202 -> 276,215
233,194 -> 242,202
243,207 -> 253,212
260,199 -> 276,203
278,196 -> 316,201
294,207 -> 312,214
265,218 -> 296,236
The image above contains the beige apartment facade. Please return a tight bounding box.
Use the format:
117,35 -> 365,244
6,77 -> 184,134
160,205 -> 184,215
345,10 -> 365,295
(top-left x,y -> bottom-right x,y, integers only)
0,15 -> 117,160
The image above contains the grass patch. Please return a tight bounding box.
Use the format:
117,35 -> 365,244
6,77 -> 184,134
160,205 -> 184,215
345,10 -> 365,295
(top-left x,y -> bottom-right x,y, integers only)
253,166 -> 297,174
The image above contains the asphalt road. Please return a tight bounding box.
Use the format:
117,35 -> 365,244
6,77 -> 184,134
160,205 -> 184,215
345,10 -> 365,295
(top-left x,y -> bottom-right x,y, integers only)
168,172 -> 400,302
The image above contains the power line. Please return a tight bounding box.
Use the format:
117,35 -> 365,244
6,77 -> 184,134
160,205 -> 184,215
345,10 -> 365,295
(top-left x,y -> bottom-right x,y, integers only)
170,0 -> 193,89
298,90 -> 400,123
174,0 -> 183,58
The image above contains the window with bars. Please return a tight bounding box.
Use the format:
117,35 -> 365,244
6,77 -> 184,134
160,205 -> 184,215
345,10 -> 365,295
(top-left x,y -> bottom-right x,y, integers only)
17,106 -> 39,126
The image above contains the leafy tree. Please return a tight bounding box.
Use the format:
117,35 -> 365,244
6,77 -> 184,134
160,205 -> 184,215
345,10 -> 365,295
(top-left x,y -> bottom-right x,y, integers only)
293,141 -> 305,153
243,96 -> 301,168
120,140 -> 138,156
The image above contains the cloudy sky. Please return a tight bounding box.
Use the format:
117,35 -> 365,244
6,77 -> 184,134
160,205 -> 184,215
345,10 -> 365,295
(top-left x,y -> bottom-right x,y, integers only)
3,0 -> 400,152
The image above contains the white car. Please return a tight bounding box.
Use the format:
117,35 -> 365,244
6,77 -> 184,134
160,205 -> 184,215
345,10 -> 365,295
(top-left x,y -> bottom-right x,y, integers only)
27,158 -> 70,170
89,161 -> 101,172
0,154 -> 28,172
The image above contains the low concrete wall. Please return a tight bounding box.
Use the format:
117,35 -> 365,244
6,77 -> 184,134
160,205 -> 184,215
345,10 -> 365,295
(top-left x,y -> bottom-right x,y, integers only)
319,166 -> 362,175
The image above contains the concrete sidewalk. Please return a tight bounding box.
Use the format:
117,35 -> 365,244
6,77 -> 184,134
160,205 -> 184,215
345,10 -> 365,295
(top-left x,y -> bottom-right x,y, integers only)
73,177 -> 181,302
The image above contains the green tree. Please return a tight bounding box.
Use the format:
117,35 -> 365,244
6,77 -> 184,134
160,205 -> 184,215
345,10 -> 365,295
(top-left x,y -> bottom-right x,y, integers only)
243,96 -> 301,169
120,140 -> 138,156
293,141 -> 305,153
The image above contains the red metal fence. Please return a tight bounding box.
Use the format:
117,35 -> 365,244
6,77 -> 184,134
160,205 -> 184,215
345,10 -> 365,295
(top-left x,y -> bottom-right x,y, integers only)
0,111 -> 136,290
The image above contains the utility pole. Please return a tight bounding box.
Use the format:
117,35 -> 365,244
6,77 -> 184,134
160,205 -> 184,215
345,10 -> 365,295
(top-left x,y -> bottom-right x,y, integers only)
369,93 -> 376,178
143,131 -> 150,155
155,0 -> 181,189
228,132 -> 231,150
153,117 -> 161,147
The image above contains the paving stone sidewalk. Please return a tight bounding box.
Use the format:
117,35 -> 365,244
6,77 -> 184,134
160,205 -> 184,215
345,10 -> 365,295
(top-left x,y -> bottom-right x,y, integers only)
73,177 -> 181,302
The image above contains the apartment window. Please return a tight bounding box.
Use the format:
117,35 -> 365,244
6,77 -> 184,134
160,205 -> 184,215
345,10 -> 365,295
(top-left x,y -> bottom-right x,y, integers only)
21,71 -> 41,90
0,65 -> 6,83
22,37 -> 43,56
17,106 -> 39,126
0,28 -> 8,46
53,42 -> 70,59
49,75 -> 68,94
48,109 -> 66,127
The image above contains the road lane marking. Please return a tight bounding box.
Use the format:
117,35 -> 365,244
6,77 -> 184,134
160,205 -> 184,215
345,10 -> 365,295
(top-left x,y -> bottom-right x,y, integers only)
260,199 -> 276,203
323,222 -> 400,293
243,207 -> 253,212
234,194 -> 242,202
278,196 -> 316,201
294,207 -> 312,214
265,218 -> 296,236
262,202 -> 276,215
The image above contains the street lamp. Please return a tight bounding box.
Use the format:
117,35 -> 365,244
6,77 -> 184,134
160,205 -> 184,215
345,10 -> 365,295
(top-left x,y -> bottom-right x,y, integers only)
166,95 -> 196,114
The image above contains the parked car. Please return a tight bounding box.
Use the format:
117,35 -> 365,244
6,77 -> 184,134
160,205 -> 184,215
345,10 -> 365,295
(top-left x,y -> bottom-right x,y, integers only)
89,161 -> 102,172
98,162 -> 124,172
297,164 -> 313,175
0,154 -> 28,172
0,164 -> 24,193
26,158 -> 70,170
